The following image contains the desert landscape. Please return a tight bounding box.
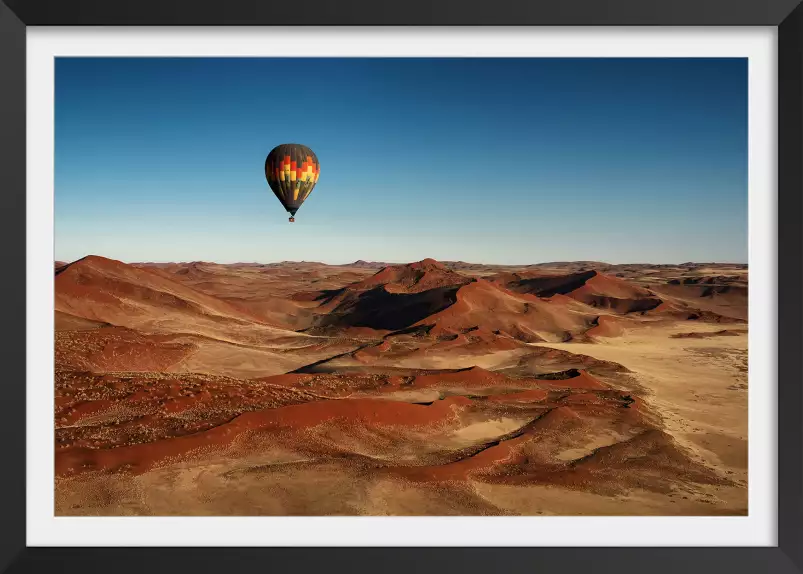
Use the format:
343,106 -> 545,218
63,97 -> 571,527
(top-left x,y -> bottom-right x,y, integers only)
53,255 -> 748,516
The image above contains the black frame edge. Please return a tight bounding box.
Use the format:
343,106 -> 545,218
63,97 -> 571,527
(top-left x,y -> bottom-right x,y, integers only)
5,547 -> 803,574
1,0 -> 803,26
778,2 -> 803,571
2,0 -> 802,573
0,2 -> 26,573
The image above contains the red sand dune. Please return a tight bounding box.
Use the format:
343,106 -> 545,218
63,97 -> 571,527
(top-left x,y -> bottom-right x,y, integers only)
383,406 -> 709,491
425,325 -> 525,353
411,366 -> 508,388
412,278 -> 596,342
280,261 -> 736,345
54,256 -> 307,342
485,389 -> 550,403
55,311 -> 109,331
534,370 -> 609,390
649,282 -> 748,321
388,433 -> 530,481
352,258 -> 472,294
534,429 -> 725,492
386,406 -> 581,482
56,396 -> 472,476
55,326 -> 195,372
670,329 -> 744,339
313,284 -> 462,332
586,315 -> 625,338
370,325 -> 526,359
406,366 -> 607,391
56,256 -> 266,324
299,260 -> 482,334
493,269 -> 663,315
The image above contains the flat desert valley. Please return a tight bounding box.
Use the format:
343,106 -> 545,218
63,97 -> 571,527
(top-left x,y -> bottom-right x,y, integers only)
54,256 -> 748,516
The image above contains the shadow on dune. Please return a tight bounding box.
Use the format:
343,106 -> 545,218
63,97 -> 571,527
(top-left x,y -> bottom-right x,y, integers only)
314,285 -> 462,331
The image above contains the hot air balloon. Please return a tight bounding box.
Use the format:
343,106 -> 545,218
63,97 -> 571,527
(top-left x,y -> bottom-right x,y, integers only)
265,144 -> 320,223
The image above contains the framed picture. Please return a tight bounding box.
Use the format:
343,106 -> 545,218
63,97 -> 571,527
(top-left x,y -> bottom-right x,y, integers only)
1,0 -> 801,572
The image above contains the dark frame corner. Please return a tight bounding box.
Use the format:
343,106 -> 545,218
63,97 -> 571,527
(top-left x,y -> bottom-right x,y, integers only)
1,1 -> 801,573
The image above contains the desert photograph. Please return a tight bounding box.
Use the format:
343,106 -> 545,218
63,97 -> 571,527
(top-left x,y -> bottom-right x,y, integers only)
54,57 -> 748,516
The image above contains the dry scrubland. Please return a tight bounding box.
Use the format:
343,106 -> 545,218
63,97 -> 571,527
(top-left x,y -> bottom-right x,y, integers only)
54,255 -> 748,515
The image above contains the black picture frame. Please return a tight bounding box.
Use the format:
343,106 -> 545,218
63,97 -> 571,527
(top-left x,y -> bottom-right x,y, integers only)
1,1 -> 800,573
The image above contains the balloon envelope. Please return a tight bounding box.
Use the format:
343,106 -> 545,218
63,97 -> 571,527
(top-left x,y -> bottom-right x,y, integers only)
265,144 -> 320,217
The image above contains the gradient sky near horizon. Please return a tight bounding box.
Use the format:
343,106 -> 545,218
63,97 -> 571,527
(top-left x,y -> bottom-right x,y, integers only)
55,57 -> 747,265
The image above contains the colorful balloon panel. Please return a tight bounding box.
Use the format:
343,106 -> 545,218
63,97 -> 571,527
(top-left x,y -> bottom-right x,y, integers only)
265,144 -> 320,216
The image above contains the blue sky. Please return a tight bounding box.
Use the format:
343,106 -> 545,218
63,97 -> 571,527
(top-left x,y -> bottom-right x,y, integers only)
55,57 -> 747,264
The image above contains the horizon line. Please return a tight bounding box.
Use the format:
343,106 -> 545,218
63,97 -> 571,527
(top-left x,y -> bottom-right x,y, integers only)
54,254 -> 750,267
